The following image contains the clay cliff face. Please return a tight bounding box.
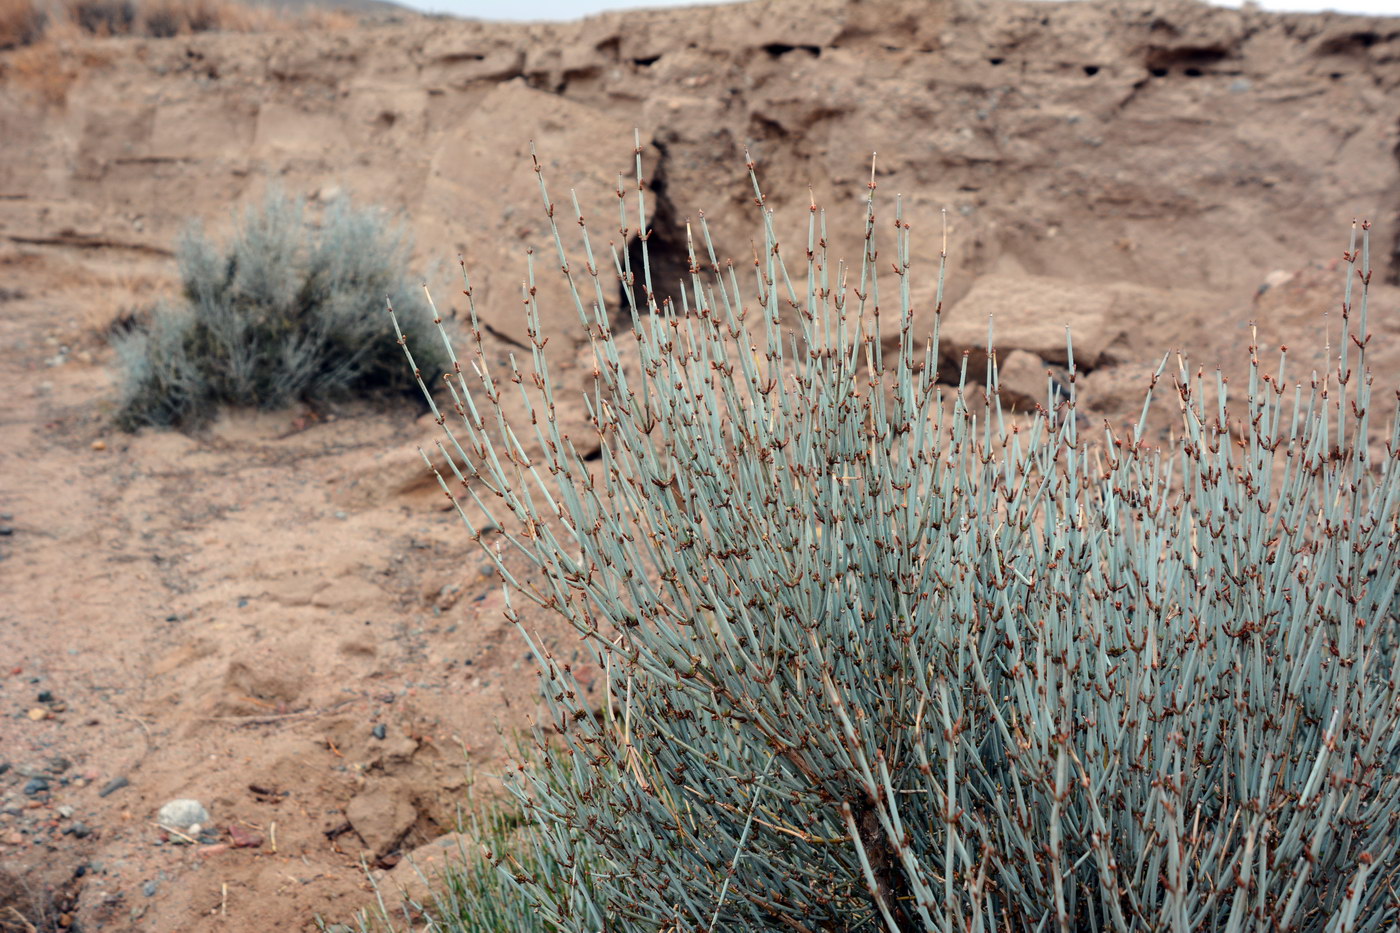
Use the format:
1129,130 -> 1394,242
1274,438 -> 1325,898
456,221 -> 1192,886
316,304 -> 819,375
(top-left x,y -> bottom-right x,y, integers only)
3,0 -> 1398,367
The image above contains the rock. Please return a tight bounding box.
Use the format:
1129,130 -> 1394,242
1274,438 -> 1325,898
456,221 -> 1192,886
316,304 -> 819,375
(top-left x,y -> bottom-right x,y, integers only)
35,690 -> 52,703
346,780 -> 417,859
996,350 -> 1056,410
91,440 -> 106,451
23,777 -> 49,796
98,776 -> 129,797
4,832 -> 22,845
375,831 -> 472,905
941,275 -> 1122,369
57,805 -> 74,819
156,798 -> 209,829
26,708 -> 48,721
142,880 -> 158,897
228,823 -> 264,848
371,723 -> 386,740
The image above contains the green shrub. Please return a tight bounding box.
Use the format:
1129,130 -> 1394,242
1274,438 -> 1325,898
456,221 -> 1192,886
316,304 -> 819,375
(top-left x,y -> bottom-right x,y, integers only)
386,146 -> 1399,931
115,191 -> 447,430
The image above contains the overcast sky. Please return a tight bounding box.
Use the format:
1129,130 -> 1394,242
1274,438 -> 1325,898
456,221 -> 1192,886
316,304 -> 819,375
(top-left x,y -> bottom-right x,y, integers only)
403,0 -> 1399,20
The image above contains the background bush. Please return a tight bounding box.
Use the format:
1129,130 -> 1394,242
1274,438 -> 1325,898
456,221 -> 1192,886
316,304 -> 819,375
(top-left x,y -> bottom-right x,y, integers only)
376,151 -> 1399,932
0,0 -> 352,47
114,191 -> 447,430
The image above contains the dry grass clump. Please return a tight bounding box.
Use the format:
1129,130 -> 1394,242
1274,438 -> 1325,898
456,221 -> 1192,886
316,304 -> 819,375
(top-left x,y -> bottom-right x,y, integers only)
0,0 -> 45,48
0,0 -> 356,49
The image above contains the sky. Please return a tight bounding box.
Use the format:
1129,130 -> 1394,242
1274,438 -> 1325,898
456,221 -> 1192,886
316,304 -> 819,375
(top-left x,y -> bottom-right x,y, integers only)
403,0 -> 1400,20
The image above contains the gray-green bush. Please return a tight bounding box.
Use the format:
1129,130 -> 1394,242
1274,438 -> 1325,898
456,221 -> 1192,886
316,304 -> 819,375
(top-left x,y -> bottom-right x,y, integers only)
114,191 -> 446,429
384,146 -> 1399,932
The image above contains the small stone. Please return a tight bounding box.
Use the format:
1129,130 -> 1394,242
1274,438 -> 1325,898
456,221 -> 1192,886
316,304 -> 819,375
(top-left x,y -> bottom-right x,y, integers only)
27,708 -> 48,721
156,798 -> 209,829
371,723 -> 387,740
91,440 -> 106,451
4,832 -> 22,845
98,776 -> 129,797
142,880 -> 157,897
48,702 -> 66,713
46,756 -> 70,774
334,510 -> 349,520
57,805 -> 74,819
23,777 -> 49,796
0,527 -> 12,537
36,690 -> 53,703
70,823 -> 90,838
227,823 -> 263,848
0,762 -> 10,776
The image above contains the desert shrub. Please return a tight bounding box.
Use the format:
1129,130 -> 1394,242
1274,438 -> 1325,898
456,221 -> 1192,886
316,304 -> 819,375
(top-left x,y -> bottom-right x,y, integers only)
384,147 -> 1400,932
139,0 -> 220,36
69,0 -> 133,34
115,191 -> 446,429
0,0 -> 354,43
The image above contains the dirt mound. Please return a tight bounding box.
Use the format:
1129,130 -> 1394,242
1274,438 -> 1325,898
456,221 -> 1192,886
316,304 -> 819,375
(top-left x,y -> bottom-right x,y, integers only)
0,0 -> 1397,929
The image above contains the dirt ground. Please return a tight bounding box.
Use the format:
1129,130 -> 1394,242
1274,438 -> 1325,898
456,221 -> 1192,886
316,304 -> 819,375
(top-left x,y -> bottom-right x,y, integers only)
0,247 -> 604,931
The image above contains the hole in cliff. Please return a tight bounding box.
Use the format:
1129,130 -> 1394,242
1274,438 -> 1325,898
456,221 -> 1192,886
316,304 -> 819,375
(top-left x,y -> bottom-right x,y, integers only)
988,57 -> 1005,65
1149,67 -> 1168,77
1330,71 -> 1345,79
749,114 -> 789,140
1145,46 -> 1228,76
377,111 -> 397,128
762,43 -> 820,58
1316,31 -> 1383,56
1389,135 -> 1400,286
617,144 -> 690,323
1083,65 -> 1100,76
633,55 -> 660,67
